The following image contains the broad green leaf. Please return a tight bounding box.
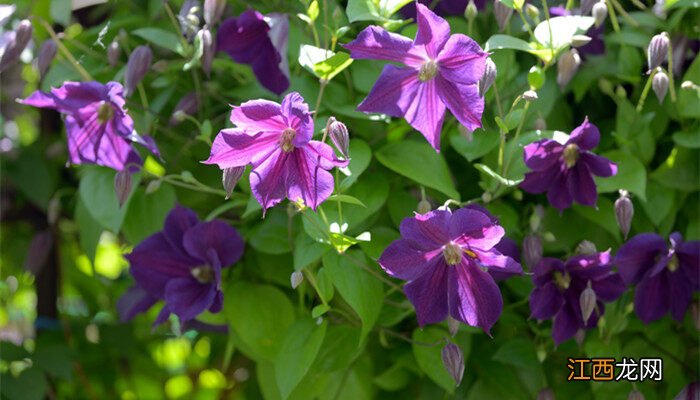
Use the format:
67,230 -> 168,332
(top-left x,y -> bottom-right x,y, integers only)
313,52 -> 353,81
412,327 -> 454,393
322,251 -> 383,342
299,45 -> 335,74
122,183 -> 176,244
339,139 -> 372,190
640,180 -> 676,227
249,208 -> 292,254
572,198 -> 621,242
0,368 -> 48,400
492,338 -> 540,369
132,28 -> 186,56
79,165 -> 140,232
313,325 -> 364,373
449,127 -> 500,162
294,234 -> 329,271
275,319 -> 327,400
50,0 -> 71,26
651,147 -> 700,191
673,131 -> 700,148
346,0 -> 381,22
75,199 -> 102,262
485,34 -> 533,53
376,140 -> 459,200
533,16 -> 595,49
595,150 -> 647,201
328,194 -> 367,207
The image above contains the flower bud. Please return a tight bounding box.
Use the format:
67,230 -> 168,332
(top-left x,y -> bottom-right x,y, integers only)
200,28 -> 214,77
47,197 -> 61,226
494,0 -> 513,32
571,35 -> 592,48
652,0 -> 665,18
681,80 -> 696,90
557,49 -> 581,90
290,271 -> 304,289
108,41 -> 120,67
327,117 -> 349,159
523,234 -> 542,268
417,199 -> 432,214
145,179 -> 162,194
114,169 -> 132,207
479,58 -> 497,97
592,1 -> 607,27
652,69 -> 669,102
579,281 -> 597,323
222,166 -> 245,199
522,90 -> 538,101
204,0 -> 225,26
447,316 -> 460,337
537,388 -> 555,400
525,4 -> 540,20
576,240 -> 598,255
614,190 -> 634,240
170,92 -> 199,126
534,117 -> 547,131
627,389 -> 645,400
124,45 -> 152,97
574,329 -> 585,346
178,0 -> 200,41
441,343 -> 465,386
37,39 -> 57,79
465,0 -> 478,20
647,32 -> 669,72
581,0 -> 596,14
0,19 -> 32,72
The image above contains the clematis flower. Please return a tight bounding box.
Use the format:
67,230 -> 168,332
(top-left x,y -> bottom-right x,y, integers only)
20,81 -> 159,171
529,251 -> 625,344
217,10 -> 289,95
549,6 -> 605,57
344,3 -> 488,151
378,207 -> 522,332
520,118 -> 617,211
118,205 -> 244,325
203,92 -> 348,212
401,0 -> 488,18
615,232 -> 699,324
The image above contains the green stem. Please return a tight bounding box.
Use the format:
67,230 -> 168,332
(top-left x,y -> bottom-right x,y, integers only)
607,0 -> 639,26
517,10 -> 535,39
636,69 -> 657,112
503,101 -> 530,177
605,0 -> 621,32
303,269 -> 329,306
314,80 -> 328,129
163,2 -> 190,51
540,0 -> 554,56
667,43 -> 677,102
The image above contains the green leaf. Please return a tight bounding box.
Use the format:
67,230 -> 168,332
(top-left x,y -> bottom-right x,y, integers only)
651,147 -> 700,191
249,208 -> 291,254
572,198 -> 621,242
673,130 -> 700,148
527,66 -> 545,90
79,166 -> 139,232
275,319 -> 327,400
0,368 -> 48,400
313,325 -> 363,372
346,0 -> 381,22
307,0 -> 320,22
449,128 -> 500,162
640,180 -> 676,227
340,139 -> 372,190
492,338 -> 540,369
50,0 -> 71,26
484,34 -> 533,53
412,327 -> 454,393
313,52 -> 354,81
474,163 -> 523,186
312,304 -> 331,318
294,234 -> 329,271
122,183 -> 176,244
75,199 -> 102,262
595,150 -> 647,201
376,140 -> 459,200
533,16 -> 595,49
322,251 -> 383,342
678,56 -> 700,118
328,194 -> 367,207
225,282 -> 296,362
132,28 -> 186,56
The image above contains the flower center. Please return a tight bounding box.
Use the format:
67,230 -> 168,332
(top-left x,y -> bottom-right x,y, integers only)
97,102 -> 114,124
553,270 -> 571,290
280,128 -> 296,153
419,60 -> 438,82
667,254 -> 679,272
563,144 -> 580,168
191,265 -> 214,284
443,242 -> 463,266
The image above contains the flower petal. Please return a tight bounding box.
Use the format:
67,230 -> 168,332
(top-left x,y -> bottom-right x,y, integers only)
677,240 -> 700,289
229,99 -> 286,131
203,128 -> 280,169
552,300 -> 580,345
523,139 -> 564,170
356,64 -> 420,119
520,168 -> 560,194
20,89 -> 57,109
281,92 -> 313,143
435,76 -> 483,133
633,273 -> 669,324
250,148 -> 289,212
163,205 -> 200,254
567,163 -> 598,207
474,248 -> 523,279
614,233 -> 667,284
343,25 -> 425,66
65,114 -> 137,171
399,209 -> 452,251
448,258 -> 503,333
529,282 -> 564,320
449,207 -> 504,250
414,3 -> 451,58
164,278 -> 217,321
305,140 -> 349,169
183,220 -> 244,267
567,117 -> 600,150
668,269 -> 692,321
127,233 -> 195,298
217,11 -> 268,64
404,258 -> 449,326
437,34 -> 488,85
378,239 -> 439,280
285,146 -> 335,210
547,169 -> 574,211
116,286 -> 158,322
532,257 -> 566,286
591,273 -> 626,302
403,78 -> 446,151
580,152 -> 617,177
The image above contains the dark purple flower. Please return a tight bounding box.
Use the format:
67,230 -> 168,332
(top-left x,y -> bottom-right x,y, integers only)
549,6 -> 605,57
217,10 -> 289,95
615,232 -> 699,324
203,92 -> 348,212
378,207 -> 522,332
401,0 -> 488,18
529,251 -> 625,345
20,81 -> 159,171
118,205 -> 244,325
344,3 -> 487,151
520,118 -> 617,211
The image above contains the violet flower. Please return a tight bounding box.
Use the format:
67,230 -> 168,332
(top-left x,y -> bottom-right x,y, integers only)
118,205 -> 244,325
549,6 -> 605,57
20,81 -> 159,171
203,92 -> 348,213
378,207 -> 522,332
344,3 -> 488,151
217,10 -> 289,95
401,0 -> 488,18
615,232 -> 699,324
529,251 -> 626,344
520,118 -> 617,211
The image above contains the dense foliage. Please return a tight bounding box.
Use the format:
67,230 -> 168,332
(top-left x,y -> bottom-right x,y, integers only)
1,0 -> 699,399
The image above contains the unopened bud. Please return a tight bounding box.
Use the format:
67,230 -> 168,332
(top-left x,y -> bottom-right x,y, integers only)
574,329 -> 586,346
571,35 -> 592,48
616,85 -> 627,98
114,169 -> 132,207
417,199 -> 432,214
0,19 -> 32,72
592,1 -> 607,27
204,0 -> 226,26
222,166 -> 245,199
647,32 -> 669,72
523,234 -> 543,268
441,343 -> 465,386
290,271 -> 304,289
580,281 -> 597,323
327,116 -> 350,159
479,58 -> 497,97
537,388 -> 555,400
108,41 -> 120,67
145,179 -> 162,194
151,60 -> 168,73
534,117 -> 547,131
37,39 -> 57,79
628,389 -> 645,400
447,316 -> 460,337
557,49 -> 581,90
178,0 -> 200,41
47,197 -> 61,226
124,45 -> 152,97
170,92 -> 199,125
614,190 -> 634,240
494,0 -> 513,32
576,240 -> 598,255
681,80 -> 696,90
465,0 -> 478,20
522,90 -> 538,101
525,4 -> 540,20
200,28 -> 214,77
652,69 -> 669,102
581,0 -> 596,14
481,191 -> 492,203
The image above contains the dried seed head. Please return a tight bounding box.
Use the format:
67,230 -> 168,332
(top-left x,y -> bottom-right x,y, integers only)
328,117 -> 350,159
579,281 -> 597,323
652,69 -> 669,102
222,166 -> 245,199
647,32 -> 669,72
124,45 -> 152,97
200,28 -> 214,77
170,92 -> 199,126
614,190 -> 634,239
523,234 -> 543,268
441,343 -> 465,386
204,0 -> 226,26
557,49 -> 581,90
37,39 -> 57,79
592,1 -> 607,27
114,169 -> 132,207
290,271 -> 304,289
627,389 -> 645,400
571,35 -> 592,48
479,58 -> 497,97
465,0 -> 478,20
108,41 -> 120,67
417,199 -> 432,214
494,0 -> 513,32
537,388 -> 555,400
522,90 -> 538,101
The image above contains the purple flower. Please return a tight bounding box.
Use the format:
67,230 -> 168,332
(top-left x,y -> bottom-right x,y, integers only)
615,232 -> 699,324
217,10 -> 289,95
20,81 -> 159,171
549,6 -> 605,57
344,3 -> 488,151
378,207 -> 522,332
118,205 -> 244,325
529,251 -> 625,344
203,92 -> 348,213
401,0 -> 488,18
520,118 -> 617,211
